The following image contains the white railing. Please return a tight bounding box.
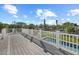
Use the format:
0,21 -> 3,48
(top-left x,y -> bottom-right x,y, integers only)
22,28 -> 79,54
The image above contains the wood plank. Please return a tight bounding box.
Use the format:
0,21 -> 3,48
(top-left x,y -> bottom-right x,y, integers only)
0,33 -> 50,55
0,34 -> 8,55
9,33 -> 50,55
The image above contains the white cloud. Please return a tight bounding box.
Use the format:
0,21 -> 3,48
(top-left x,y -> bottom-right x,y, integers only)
67,13 -> 70,16
3,4 -> 18,15
36,9 -> 57,19
46,20 -> 56,25
68,9 -> 79,16
24,15 -> 28,18
36,9 -> 43,17
61,19 -> 64,21
61,18 -> 70,22
44,10 -> 57,17
13,15 -> 18,18
66,18 -> 70,21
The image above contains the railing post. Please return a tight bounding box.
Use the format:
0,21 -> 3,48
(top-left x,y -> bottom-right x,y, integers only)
30,37 -> 33,42
25,29 -> 27,34
39,29 -> 42,38
56,31 -> 60,48
12,28 -> 14,33
40,41 -> 48,53
28,29 -> 30,34
27,29 -> 29,34
22,28 -> 23,33
1,28 -> 7,39
31,29 -> 33,35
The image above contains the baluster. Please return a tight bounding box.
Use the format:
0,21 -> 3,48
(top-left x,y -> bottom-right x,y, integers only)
72,35 -> 74,51
76,36 -> 78,54
52,32 -> 54,43
62,34 -> 64,47
66,34 -> 67,49
73,36 -> 76,52
63,34 -> 65,48
69,35 -> 70,50
77,36 -> 79,54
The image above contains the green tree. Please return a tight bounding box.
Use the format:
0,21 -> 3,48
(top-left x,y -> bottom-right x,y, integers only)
62,22 -> 77,33
28,24 -> 35,29
16,22 -> 27,28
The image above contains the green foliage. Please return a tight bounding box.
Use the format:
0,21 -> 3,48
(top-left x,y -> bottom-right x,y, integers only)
66,26 -> 75,33
62,22 -> 77,33
0,21 -> 78,34
0,22 -> 3,29
28,24 -> 35,29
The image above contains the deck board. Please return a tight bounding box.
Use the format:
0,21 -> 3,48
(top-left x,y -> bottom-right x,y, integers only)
0,33 -> 50,55
0,34 -> 8,55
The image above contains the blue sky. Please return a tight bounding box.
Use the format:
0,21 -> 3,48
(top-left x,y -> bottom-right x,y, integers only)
0,4 -> 79,25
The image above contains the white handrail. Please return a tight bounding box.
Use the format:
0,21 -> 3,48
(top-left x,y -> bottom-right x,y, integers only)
22,28 -> 79,54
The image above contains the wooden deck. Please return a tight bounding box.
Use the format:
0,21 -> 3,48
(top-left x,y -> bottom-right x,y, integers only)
0,33 -> 50,55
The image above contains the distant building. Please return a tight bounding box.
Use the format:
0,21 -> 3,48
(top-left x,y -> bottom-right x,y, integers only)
56,20 -> 58,25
